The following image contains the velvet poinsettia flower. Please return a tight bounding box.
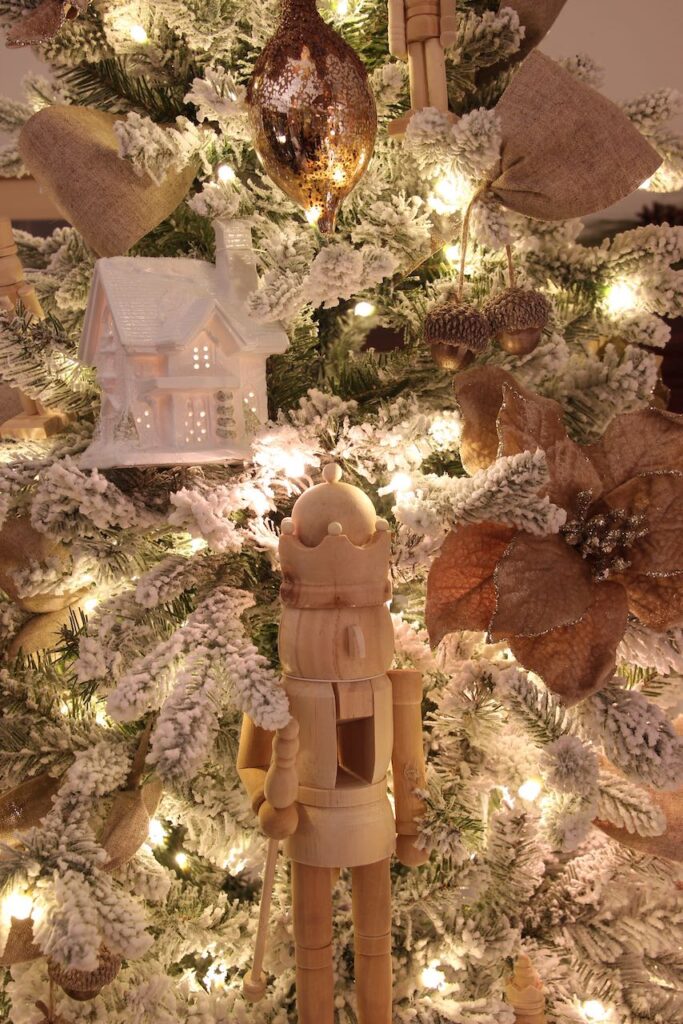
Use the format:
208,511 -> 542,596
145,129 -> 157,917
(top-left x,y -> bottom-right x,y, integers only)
426,366 -> 683,705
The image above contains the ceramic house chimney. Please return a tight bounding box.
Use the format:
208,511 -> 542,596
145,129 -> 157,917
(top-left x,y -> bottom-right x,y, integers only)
213,218 -> 259,315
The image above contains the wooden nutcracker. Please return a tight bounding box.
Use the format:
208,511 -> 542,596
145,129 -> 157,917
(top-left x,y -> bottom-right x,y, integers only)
506,953 -> 547,1024
238,463 -> 429,1024
388,0 -> 458,136
0,217 -> 68,440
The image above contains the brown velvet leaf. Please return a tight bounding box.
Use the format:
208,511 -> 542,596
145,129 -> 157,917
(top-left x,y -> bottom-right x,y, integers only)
491,533 -> 594,638
510,581 -> 628,705
453,366 -> 518,474
605,472 -> 683,576
6,0 -> 70,47
498,381 -> 567,459
426,523 -> 516,646
544,437 -> 603,513
585,407 -> 683,493
625,572 -> 683,632
0,772 -> 61,838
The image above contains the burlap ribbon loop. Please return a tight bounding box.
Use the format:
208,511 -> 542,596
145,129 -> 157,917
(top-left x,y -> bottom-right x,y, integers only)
491,52 -> 661,221
19,106 -> 198,257
503,0 -> 567,61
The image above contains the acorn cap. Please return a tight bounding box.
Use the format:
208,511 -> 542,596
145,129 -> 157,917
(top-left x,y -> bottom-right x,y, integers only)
484,287 -> 551,335
423,301 -> 491,354
48,946 -> 121,1001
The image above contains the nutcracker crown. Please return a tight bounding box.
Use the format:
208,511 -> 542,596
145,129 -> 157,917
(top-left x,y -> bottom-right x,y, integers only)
279,464 -> 392,609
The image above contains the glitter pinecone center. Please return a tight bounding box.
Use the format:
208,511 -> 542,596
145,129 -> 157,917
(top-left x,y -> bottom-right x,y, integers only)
562,494 -> 648,581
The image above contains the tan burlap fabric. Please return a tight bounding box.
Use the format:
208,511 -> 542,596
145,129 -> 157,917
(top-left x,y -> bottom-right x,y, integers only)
491,52 -> 661,220
503,0 -> 567,59
19,106 -> 197,256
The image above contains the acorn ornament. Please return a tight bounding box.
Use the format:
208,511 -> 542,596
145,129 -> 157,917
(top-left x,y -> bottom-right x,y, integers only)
484,286 -> 551,355
247,0 -> 376,232
423,300 -> 491,371
48,946 -> 121,1000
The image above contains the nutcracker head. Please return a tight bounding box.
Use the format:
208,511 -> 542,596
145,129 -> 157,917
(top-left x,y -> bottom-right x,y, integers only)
279,464 -> 392,609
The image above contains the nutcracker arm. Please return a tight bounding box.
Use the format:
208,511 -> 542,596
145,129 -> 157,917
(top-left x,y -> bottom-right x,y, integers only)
439,0 -> 457,49
259,717 -> 300,840
237,715 -> 274,813
388,0 -> 407,59
389,669 -> 429,867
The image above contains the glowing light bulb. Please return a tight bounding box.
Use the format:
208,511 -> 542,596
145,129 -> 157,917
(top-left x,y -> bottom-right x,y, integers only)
604,280 -> 638,316
430,172 -> 473,213
189,537 -> 208,553
175,851 -> 189,871
4,891 -> 32,921
354,300 -> 376,318
148,818 -> 167,846
83,595 -> 99,615
421,961 -> 447,990
129,23 -> 148,43
444,243 -> 460,263
59,700 -> 69,716
305,206 -> 322,226
517,778 -> 542,802
336,0 -> 349,13
216,163 -> 235,182
639,176 -> 653,190
378,472 -> 413,496
580,999 -> 611,1022
282,452 -> 308,478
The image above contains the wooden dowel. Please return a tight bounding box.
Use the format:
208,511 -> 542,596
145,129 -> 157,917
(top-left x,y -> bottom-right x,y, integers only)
242,838 -> 280,1002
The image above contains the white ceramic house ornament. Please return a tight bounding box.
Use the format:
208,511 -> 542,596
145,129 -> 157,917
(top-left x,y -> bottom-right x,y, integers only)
78,219 -> 289,468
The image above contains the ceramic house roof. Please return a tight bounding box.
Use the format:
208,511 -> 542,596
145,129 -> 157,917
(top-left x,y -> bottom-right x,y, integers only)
80,256 -> 289,364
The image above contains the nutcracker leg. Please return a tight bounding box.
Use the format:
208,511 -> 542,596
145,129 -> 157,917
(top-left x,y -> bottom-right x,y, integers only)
424,38 -> 449,112
407,40 -> 428,111
292,861 -> 335,1024
352,857 -> 392,1024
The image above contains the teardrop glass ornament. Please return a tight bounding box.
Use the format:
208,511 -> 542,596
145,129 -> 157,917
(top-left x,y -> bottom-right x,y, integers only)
247,0 -> 377,232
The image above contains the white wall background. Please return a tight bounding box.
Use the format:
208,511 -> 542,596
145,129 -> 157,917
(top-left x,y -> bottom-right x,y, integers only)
1,0 -> 683,220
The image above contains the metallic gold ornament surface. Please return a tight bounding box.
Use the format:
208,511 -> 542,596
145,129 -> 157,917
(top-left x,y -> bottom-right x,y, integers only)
247,0 -> 377,232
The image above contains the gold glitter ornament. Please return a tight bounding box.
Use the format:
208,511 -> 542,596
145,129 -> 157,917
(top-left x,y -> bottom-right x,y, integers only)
247,0 -> 377,233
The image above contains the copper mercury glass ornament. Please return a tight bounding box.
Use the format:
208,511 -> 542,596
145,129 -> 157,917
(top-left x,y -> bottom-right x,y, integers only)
247,0 -> 377,233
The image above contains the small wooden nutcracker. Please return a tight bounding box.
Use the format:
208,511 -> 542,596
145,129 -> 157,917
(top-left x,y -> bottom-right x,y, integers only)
0,217 -> 68,440
388,0 -> 458,136
506,953 -> 547,1024
238,463 -> 428,1024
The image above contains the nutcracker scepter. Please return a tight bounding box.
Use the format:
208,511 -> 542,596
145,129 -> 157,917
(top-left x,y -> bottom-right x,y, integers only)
242,717 -> 299,1002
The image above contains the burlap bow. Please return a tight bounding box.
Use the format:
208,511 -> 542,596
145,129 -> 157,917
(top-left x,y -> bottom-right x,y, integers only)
19,106 -> 197,257
490,52 -> 661,220
503,0 -> 567,60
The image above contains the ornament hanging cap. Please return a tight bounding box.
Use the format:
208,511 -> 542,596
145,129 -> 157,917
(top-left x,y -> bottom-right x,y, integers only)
490,52 -> 661,220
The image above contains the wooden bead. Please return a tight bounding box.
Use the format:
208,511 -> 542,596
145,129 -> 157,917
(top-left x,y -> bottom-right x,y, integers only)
258,801 -> 299,840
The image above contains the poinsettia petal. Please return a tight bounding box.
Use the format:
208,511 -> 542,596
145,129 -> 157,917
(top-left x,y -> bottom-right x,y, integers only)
585,407 -> 683,493
453,366 -> 518,474
491,533 -> 594,637
6,0 -> 69,46
498,381 -> 567,458
510,581 -> 628,706
544,437 -> 603,513
426,522 -> 516,646
625,571 -> 683,631
605,472 -> 683,576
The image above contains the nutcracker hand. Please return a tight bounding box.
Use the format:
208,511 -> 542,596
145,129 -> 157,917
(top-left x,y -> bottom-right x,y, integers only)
259,801 -> 299,839
396,833 -> 430,867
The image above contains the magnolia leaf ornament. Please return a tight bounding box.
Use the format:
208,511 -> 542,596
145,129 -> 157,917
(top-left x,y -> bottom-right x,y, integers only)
19,107 -> 197,257
0,773 -> 61,839
6,0 -> 87,47
427,367 -> 683,705
491,52 -> 661,221
247,0 -> 376,232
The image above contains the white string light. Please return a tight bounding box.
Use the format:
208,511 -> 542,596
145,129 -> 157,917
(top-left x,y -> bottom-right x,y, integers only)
305,206 -> 322,226
517,778 -> 543,802
421,961 -> 447,991
216,163 -> 236,183
354,300 -> 376,317
580,999 -> 612,1022
378,472 -> 413,496
129,23 -> 148,43
3,890 -> 32,921
175,851 -> 189,871
604,280 -> 639,316
148,818 -> 167,846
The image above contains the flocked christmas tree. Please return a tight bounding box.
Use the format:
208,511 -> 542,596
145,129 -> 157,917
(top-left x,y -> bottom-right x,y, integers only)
0,0 -> 682,1021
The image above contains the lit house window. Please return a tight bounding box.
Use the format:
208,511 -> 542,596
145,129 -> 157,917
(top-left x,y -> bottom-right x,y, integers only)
184,398 -> 209,445
192,344 -> 212,371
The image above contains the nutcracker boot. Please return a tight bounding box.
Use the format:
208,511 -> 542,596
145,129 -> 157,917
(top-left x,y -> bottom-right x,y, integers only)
352,857 -> 393,1024
292,861 -> 335,1024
